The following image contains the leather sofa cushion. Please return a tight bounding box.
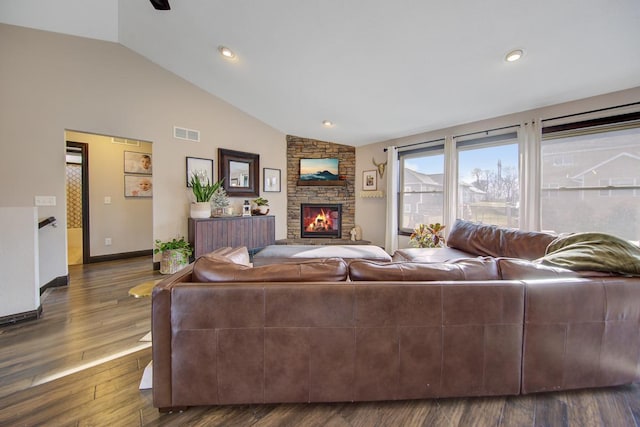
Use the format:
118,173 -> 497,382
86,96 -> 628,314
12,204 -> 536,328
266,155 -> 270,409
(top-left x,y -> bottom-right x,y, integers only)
201,246 -> 251,266
253,244 -> 392,266
498,258 -> 579,280
392,247 -> 475,262
349,257 -> 499,281
447,219 -> 556,260
192,256 -> 349,282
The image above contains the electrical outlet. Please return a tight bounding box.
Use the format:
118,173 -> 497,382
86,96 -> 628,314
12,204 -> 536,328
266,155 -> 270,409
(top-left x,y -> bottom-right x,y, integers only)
104,196 -> 111,204
105,238 -> 112,246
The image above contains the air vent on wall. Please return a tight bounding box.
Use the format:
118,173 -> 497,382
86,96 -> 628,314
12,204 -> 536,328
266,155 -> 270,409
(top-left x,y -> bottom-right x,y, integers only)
174,126 -> 200,142
111,137 -> 140,146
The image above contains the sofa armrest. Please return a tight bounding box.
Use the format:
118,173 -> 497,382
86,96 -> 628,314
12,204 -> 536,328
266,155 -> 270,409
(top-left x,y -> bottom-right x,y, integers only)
152,264 -> 194,409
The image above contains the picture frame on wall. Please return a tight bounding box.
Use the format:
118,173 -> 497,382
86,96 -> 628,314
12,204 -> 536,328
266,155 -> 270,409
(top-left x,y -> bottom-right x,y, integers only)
186,157 -> 213,187
263,168 -> 281,192
362,170 -> 377,191
124,175 -> 153,197
124,151 -> 152,175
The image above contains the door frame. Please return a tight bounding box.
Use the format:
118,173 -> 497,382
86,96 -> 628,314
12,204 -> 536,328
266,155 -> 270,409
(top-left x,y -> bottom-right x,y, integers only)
66,141 -> 90,264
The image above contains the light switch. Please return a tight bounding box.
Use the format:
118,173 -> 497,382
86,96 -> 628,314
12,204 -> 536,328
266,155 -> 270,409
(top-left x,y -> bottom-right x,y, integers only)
35,196 -> 56,206
104,196 -> 112,204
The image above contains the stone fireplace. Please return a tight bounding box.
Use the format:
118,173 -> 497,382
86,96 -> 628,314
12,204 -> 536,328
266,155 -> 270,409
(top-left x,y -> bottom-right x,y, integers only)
286,135 -> 355,240
300,203 -> 342,238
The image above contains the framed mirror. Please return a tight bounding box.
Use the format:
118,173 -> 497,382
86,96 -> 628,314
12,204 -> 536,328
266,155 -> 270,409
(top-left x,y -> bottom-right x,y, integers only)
218,148 -> 260,197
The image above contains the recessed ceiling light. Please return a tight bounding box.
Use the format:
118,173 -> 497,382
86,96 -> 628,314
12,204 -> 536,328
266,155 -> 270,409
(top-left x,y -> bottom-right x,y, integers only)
505,49 -> 524,62
322,120 -> 334,127
218,45 -> 236,60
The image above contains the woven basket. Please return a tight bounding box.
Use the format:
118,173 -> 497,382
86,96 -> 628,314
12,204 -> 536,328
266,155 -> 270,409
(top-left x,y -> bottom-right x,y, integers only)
160,250 -> 188,275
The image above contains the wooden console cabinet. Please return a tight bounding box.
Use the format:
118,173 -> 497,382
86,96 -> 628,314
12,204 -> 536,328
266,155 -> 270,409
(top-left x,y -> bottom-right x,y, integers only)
188,216 -> 275,258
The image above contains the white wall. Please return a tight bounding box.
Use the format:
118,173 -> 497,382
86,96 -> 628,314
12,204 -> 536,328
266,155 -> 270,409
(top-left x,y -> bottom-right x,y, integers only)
356,86 -> 640,249
0,208 -> 39,317
0,23 -> 287,286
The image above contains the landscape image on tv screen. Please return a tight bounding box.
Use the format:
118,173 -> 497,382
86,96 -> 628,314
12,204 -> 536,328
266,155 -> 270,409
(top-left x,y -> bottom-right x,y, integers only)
299,158 -> 339,181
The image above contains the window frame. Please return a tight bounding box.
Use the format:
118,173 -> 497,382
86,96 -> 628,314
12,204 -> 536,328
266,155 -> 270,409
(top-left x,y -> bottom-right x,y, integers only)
397,141 -> 445,235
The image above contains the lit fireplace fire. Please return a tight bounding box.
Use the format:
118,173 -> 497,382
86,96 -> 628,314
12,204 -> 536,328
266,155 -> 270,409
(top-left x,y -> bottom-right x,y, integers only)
300,203 -> 342,238
306,209 -> 333,232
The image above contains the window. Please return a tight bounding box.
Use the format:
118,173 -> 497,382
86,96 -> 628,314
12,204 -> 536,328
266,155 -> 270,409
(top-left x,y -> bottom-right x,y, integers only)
457,132 -> 520,228
398,143 -> 444,233
541,119 -> 640,240
542,183 -> 560,198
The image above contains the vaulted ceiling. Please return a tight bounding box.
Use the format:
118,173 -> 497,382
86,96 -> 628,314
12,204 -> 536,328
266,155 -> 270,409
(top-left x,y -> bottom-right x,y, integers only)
2,0 -> 640,145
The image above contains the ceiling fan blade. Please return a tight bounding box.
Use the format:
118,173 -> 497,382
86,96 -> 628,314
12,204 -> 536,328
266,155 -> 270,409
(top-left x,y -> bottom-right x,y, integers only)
150,0 -> 170,10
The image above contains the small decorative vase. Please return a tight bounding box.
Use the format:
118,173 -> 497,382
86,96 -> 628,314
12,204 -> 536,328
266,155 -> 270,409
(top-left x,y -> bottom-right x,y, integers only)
190,202 -> 211,218
160,250 -> 188,275
354,225 -> 362,241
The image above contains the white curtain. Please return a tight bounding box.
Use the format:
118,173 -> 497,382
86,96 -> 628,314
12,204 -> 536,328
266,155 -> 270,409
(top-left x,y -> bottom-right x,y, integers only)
520,120 -> 541,231
384,146 -> 399,254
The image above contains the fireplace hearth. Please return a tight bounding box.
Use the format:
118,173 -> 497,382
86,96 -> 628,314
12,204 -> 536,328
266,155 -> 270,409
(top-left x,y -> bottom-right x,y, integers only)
301,203 -> 342,238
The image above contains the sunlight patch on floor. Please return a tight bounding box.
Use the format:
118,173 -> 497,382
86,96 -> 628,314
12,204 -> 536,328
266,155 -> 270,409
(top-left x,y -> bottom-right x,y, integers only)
31,342 -> 151,387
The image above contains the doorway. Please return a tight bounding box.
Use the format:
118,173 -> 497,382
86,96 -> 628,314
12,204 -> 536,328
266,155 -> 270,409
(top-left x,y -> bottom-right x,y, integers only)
64,131 -> 154,264
66,142 -> 89,265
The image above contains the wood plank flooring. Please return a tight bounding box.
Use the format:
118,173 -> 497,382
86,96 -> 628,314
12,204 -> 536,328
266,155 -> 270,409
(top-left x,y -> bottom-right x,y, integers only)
2,256 -> 640,426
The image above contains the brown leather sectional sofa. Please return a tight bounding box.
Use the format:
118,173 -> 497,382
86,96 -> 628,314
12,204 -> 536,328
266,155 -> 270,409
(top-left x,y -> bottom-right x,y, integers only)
152,220 -> 640,411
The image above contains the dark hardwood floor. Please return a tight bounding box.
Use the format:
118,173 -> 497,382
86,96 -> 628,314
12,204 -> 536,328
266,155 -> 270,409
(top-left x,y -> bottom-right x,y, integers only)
1,256 -> 640,426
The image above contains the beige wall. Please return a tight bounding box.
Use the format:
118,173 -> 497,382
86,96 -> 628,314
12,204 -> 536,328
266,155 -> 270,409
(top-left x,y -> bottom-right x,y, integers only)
356,86 -> 640,248
0,24 -> 287,286
354,143 -> 387,246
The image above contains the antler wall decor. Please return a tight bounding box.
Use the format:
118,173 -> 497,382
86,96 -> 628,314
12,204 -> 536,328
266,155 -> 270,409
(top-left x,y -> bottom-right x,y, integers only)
372,157 -> 387,178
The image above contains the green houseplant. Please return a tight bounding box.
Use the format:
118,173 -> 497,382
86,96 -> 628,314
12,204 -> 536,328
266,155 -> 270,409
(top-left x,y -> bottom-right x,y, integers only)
189,172 -> 224,218
252,196 -> 269,215
154,237 -> 193,274
409,223 -> 446,248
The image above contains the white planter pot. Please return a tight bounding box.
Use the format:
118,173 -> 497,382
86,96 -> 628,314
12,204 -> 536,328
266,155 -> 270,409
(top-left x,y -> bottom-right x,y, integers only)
190,202 -> 211,218
252,205 -> 269,215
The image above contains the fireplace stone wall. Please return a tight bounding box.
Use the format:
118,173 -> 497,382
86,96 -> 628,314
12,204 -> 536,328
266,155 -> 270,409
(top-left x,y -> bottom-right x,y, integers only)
287,135 -> 355,240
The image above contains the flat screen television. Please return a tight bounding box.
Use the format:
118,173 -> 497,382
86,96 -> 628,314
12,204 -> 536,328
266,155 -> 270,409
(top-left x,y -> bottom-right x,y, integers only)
299,158 -> 339,181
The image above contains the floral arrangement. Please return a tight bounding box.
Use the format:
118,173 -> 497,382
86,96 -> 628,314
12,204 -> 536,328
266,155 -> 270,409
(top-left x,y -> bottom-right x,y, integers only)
409,223 -> 446,248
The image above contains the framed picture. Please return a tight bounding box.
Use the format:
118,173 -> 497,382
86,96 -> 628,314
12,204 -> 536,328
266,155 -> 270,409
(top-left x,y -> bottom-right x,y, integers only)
186,157 -> 213,187
263,168 -> 281,192
124,175 -> 153,197
124,151 -> 152,175
299,158 -> 339,181
363,170 -> 377,191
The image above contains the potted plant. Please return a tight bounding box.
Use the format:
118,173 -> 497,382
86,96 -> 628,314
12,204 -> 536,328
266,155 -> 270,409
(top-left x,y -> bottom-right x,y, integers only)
409,223 -> 446,248
154,237 -> 193,274
189,172 -> 223,218
252,196 -> 269,215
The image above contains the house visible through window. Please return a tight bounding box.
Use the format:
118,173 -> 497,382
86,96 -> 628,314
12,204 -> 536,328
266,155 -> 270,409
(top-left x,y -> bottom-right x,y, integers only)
398,143 -> 444,233
541,118 -> 640,240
